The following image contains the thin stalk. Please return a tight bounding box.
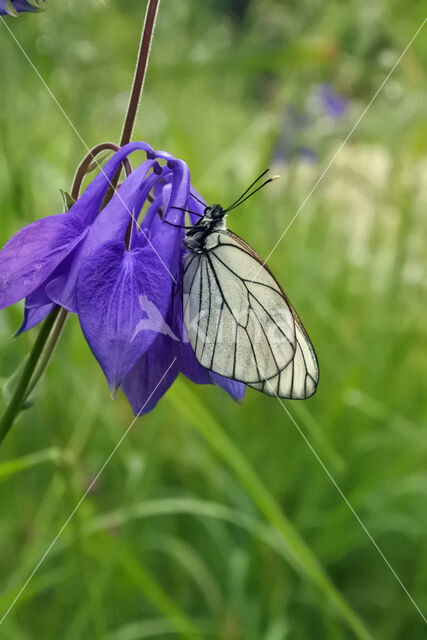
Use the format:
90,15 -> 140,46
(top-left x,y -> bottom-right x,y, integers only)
0,309 -> 60,445
26,307 -> 69,398
120,0 -> 160,146
102,0 -> 160,206
0,1 -> 160,444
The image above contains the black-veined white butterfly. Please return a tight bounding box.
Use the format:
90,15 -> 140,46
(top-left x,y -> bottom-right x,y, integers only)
171,170 -> 319,399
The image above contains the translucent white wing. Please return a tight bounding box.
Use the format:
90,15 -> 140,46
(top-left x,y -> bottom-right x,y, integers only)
248,314 -> 319,399
183,229 -> 312,386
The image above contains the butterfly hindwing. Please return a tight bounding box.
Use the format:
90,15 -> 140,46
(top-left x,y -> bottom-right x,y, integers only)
248,314 -> 318,399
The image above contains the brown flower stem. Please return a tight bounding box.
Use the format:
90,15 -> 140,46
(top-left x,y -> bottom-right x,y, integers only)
120,0 -> 160,147
71,141 -> 133,201
103,0 -> 160,205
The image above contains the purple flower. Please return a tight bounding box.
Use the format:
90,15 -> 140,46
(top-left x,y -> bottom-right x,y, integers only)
0,142 -> 244,413
0,0 -> 45,15
272,84 -> 348,164
314,84 -> 348,120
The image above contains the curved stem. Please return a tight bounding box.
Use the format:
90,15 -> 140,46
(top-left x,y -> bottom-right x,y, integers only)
72,142 -> 119,199
71,142 -> 132,201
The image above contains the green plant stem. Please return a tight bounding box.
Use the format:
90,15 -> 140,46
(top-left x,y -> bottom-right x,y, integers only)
0,0 -> 159,444
26,307 -> 69,397
0,308 -> 59,445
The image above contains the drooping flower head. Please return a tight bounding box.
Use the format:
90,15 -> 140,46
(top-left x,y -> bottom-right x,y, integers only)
0,142 -> 244,414
0,0 -> 45,15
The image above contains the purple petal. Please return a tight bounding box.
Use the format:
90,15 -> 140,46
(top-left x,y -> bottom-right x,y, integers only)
210,372 -> 245,401
315,84 -> 348,119
135,191 -> 186,284
76,240 -> 173,393
46,160 -> 160,312
0,1 -> 13,14
16,301 -> 55,335
17,247 -> 82,332
44,240 -> 87,312
12,0 -> 41,11
0,0 -> 41,14
179,340 -> 212,385
162,185 -> 205,227
25,282 -> 52,308
178,328 -> 245,400
122,333 -> 180,416
68,141 -> 155,226
147,224 -> 184,283
188,188 -> 207,212
156,157 -> 190,224
16,279 -> 56,334
138,193 -> 164,239
0,214 -> 87,310
0,143 -> 157,312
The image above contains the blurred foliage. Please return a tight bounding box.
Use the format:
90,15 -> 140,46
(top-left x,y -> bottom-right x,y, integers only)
0,0 -> 426,638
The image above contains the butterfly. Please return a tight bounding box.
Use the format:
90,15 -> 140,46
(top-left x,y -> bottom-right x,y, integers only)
170,170 -> 319,399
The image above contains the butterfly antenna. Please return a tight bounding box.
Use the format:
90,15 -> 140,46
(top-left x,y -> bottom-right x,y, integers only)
225,169 -> 270,211
225,175 -> 279,212
162,220 -> 192,229
190,191 -> 207,207
170,205 -> 203,217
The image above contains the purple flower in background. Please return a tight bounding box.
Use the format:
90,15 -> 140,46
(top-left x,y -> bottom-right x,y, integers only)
0,142 -> 244,413
0,0 -> 45,15
314,84 -> 348,120
273,83 -> 348,164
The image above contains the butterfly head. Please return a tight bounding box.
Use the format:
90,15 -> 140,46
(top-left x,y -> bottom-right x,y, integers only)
204,204 -> 226,221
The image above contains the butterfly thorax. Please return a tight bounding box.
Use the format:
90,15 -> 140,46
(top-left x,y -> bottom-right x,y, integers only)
183,204 -> 227,253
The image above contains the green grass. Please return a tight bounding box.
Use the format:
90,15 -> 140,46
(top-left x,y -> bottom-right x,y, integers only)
0,0 -> 426,638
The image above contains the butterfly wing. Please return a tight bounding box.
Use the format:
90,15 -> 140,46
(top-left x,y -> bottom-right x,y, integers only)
220,231 -> 319,398
183,228 -> 317,396
248,312 -> 318,399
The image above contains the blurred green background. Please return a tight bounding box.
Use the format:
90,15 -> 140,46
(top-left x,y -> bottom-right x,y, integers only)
0,0 -> 426,638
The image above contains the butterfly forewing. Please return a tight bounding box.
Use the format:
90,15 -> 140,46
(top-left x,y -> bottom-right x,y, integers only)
183,229 -> 301,385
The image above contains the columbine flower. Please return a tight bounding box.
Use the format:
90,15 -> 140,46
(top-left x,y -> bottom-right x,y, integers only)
0,142 -> 244,413
0,0 -> 45,15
